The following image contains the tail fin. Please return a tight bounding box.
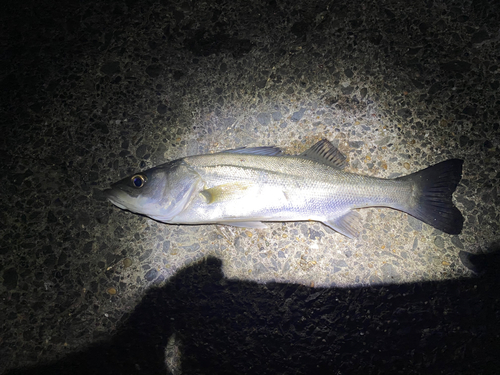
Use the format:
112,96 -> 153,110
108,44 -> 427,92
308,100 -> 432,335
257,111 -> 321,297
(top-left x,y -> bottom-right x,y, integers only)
397,159 -> 464,234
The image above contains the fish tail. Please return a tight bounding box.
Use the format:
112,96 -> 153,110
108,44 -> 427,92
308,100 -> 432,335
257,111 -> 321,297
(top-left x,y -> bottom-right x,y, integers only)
397,159 -> 464,234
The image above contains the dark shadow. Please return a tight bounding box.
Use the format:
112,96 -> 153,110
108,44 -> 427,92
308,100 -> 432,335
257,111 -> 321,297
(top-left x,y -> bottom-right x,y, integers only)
6,243 -> 500,375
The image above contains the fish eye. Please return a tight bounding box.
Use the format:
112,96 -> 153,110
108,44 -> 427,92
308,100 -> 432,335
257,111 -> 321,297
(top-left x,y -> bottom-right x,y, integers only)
131,174 -> 147,188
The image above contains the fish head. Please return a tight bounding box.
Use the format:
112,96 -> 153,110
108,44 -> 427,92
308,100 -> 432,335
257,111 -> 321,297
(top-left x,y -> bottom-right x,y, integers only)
103,160 -> 201,222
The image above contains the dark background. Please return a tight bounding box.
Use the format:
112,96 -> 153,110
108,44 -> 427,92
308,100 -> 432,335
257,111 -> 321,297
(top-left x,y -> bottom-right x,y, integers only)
2,0 -> 499,373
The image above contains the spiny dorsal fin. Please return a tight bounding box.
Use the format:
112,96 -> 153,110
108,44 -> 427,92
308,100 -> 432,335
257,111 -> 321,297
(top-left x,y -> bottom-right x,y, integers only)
300,139 -> 347,169
222,146 -> 283,156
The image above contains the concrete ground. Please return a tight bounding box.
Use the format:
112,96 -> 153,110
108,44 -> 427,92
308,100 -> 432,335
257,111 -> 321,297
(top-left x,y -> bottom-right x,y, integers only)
1,0 -> 499,373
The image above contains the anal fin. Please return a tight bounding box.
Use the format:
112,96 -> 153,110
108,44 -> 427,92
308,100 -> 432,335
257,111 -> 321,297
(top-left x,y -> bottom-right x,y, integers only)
322,210 -> 362,239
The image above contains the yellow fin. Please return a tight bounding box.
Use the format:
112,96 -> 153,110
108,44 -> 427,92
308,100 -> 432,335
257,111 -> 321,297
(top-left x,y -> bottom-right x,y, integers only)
200,182 -> 253,204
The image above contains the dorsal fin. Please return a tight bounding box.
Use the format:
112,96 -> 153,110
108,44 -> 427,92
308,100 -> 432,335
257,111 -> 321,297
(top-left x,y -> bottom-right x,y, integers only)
299,139 -> 347,169
222,146 -> 283,156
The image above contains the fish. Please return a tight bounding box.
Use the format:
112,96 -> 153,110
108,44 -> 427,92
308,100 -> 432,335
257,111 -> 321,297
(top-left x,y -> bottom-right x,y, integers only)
104,139 -> 464,238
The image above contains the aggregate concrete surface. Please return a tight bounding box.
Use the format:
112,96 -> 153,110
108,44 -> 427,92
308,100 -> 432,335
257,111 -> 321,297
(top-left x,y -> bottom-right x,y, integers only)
1,0 -> 499,374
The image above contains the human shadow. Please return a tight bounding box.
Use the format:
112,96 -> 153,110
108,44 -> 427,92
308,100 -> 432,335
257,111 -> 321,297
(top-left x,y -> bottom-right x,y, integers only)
7,243 -> 500,375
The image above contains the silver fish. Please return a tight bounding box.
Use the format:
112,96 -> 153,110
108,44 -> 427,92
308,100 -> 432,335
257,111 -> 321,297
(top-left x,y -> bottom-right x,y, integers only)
104,139 -> 464,238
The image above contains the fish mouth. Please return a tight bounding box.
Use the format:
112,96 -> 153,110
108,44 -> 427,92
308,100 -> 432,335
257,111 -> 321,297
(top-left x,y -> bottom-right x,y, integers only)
103,189 -> 131,210
103,188 -> 173,222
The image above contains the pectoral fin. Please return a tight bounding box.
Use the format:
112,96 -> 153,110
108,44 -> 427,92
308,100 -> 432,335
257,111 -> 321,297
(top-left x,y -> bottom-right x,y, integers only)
322,210 -> 362,239
200,182 -> 253,204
